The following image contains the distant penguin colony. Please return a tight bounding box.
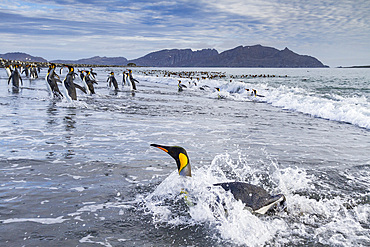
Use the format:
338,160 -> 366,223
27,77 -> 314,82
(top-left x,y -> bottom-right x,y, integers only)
140,69 -> 280,98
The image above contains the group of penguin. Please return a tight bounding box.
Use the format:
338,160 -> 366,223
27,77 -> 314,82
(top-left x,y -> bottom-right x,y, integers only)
5,63 -> 40,91
177,79 -> 264,99
107,69 -> 139,91
46,65 -> 139,101
4,61 -> 286,216
4,61 -> 140,101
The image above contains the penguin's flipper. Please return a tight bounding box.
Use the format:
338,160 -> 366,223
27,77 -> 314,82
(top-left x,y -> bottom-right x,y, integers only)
253,194 -> 286,214
74,83 -> 87,94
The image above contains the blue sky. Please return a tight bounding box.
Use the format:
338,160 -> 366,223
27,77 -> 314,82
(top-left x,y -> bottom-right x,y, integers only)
0,0 -> 369,67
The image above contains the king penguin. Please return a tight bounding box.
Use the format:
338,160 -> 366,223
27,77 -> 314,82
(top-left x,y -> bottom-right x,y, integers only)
127,69 -> 139,91
82,70 -> 97,95
150,144 -> 286,214
45,63 -> 63,98
107,72 -> 119,90
5,63 -> 13,78
8,64 -> 23,90
61,65 -> 87,101
30,64 -> 38,79
178,80 -> 187,91
122,71 -> 128,86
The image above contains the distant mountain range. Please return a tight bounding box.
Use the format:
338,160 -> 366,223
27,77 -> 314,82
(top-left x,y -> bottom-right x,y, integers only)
0,52 -> 47,63
130,45 -> 328,68
1,45 -> 329,67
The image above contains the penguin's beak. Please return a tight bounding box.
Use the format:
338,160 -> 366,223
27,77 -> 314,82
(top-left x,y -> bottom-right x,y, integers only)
150,144 -> 169,153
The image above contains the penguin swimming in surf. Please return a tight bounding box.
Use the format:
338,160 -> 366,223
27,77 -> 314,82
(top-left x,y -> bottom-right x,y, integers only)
178,80 -> 187,91
8,64 -> 23,90
61,65 -> 87,101
107,72 -> 119,90
150,144 -> 286,214
215,87 -> 227,99
45,63 -> 63,98
199,85 -> 210,91
246,89 -> 265,97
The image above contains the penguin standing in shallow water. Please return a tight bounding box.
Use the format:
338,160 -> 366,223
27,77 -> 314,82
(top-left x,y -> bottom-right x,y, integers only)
82,70 -> 98,95
8,64 -> 23,90
150,144 -> 286,214
122,71 -> 128,87
30,64 -> 38,79
89,68 -> 97,80
127,69 -> 139,90
21,64 -> 30,78
107,72 -> 119,90
61,65 -> 87,101
45,63 -> 63,98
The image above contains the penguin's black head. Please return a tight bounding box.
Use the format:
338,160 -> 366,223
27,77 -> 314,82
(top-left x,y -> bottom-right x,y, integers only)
252,89 -> 257,95
151,144 -> 191,177
65,65 -> 74,72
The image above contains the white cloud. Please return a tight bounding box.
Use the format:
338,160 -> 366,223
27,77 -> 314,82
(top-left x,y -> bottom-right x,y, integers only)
0,0 -> 369,66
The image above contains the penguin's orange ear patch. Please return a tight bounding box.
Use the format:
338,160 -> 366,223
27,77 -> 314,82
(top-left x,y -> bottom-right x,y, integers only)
178,153 -> 188,173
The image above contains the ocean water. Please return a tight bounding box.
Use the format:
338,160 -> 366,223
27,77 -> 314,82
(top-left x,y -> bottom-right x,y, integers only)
0,67 -> 369,246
